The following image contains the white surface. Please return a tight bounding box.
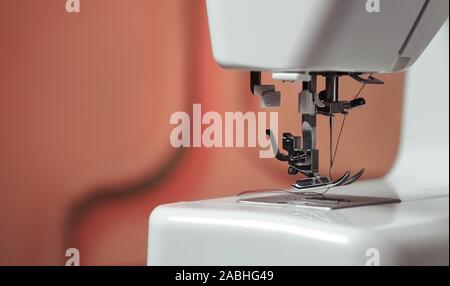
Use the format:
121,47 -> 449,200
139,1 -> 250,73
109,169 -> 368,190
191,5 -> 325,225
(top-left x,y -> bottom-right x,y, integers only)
388,20 -> 449,197
206,0 -> 448,72
148,193 -> 448,265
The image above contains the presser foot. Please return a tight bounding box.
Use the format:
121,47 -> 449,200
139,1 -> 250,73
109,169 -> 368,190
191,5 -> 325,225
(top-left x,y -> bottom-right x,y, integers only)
291,169 -> 365,193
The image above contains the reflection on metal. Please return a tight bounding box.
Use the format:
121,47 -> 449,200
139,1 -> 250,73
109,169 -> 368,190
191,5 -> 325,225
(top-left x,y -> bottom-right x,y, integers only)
238,193 -> 401,210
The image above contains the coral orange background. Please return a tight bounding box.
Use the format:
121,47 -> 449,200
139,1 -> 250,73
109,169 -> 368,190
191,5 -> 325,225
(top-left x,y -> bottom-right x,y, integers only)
0,0 -> 403,265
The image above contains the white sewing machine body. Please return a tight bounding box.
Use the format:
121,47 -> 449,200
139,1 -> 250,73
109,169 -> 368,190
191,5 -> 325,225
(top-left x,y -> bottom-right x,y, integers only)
148,189 -> 448,266
206,0 -> 448,73
148,0 -> 449,265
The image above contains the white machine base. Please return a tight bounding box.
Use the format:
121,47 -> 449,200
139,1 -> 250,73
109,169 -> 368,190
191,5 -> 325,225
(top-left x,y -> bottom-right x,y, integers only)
148,180 -> 449,266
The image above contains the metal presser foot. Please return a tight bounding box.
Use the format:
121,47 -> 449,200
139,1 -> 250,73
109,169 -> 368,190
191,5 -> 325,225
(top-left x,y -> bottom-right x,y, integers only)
261,72 -> 385,193
239,72 -> 401,209
291,169 -> 366,192
267,129 -> 366,193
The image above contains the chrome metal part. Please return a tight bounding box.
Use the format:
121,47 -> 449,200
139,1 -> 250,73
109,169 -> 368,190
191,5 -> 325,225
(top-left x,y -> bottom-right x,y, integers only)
238,193 -> 401,210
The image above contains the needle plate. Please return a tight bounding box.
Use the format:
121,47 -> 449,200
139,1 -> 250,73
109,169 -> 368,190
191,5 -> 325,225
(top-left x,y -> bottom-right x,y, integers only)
238,193 -> 401,210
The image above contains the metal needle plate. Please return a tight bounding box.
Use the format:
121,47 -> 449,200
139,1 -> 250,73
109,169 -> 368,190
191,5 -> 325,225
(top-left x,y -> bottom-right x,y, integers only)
238,193 -> 401,210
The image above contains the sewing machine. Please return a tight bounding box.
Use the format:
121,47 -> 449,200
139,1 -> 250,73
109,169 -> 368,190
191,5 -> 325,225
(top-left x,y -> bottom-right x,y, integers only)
148,0 -> 449,265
